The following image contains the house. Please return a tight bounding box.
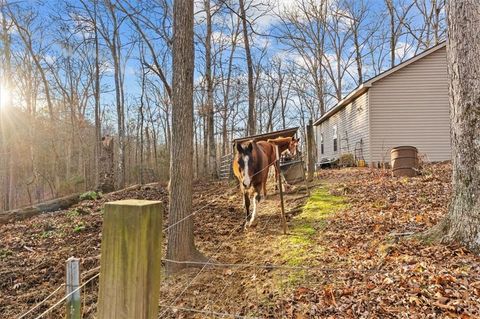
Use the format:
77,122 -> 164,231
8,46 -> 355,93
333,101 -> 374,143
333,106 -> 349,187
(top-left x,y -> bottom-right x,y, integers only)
313,42 -> 450,167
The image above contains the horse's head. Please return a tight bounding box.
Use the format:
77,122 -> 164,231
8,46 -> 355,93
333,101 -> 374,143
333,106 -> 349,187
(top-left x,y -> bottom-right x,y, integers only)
235,141 -> 255,188
288,137 -> 300,157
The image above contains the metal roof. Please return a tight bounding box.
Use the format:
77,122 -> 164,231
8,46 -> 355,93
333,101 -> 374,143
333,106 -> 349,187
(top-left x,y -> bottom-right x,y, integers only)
232,127 -> 299,144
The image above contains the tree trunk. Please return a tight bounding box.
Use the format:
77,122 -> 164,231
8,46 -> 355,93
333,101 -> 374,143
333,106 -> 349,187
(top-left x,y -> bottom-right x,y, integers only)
386,0 -> 396,68
239,0 -> 255,135
306,119 -> 315,181
94,0 -> 102,190
202,115 -> 208,176
106,1 -> 125,189
204,0 -> 217,178
98,136 -> 115,193
166,0 -> 206,275
1,3 -> 12,211
353,26 -> 363,84
433,0 -> 440,45
426,1 -> 480,252
139,69 -> 145,185
221,23 -> 239,155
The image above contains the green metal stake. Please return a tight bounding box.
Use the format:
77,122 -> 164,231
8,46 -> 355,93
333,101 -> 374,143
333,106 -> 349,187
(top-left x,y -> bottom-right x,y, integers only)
66,257 -> 81,319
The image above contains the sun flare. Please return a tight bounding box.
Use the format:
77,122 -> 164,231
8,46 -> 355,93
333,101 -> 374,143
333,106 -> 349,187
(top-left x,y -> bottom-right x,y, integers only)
0,83 -> 11,109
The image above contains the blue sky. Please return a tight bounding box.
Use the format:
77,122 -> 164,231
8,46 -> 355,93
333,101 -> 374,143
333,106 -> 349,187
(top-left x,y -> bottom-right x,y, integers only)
1,0 -> 446,135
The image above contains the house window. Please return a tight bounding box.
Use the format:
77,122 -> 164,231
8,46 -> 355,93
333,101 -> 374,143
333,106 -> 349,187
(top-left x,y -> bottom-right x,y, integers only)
333,125 -> 338,152
320,133 -> 324,154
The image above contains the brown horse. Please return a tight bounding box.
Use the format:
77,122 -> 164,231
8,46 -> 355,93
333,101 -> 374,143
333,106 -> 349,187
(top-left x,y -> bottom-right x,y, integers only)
232,136 -> 300,228
266,136 -> 300,181
233,140 -> 273,228
267,136 -> 300,158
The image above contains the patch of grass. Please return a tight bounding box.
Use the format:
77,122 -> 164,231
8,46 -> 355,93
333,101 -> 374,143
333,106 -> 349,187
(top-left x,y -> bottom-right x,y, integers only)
0,248 -> 13,260
40,230 -> 54,238
80,191 -> 102,201
276,187 -> 346,285
73,222 -> 86,232
66,209 -> 80,218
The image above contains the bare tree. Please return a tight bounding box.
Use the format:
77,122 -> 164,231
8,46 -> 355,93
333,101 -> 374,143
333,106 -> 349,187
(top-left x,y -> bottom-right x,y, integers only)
7,7 -> 55,121
76,0 -> 105,189
217,9 -> 241,155
384,0 -> 415,68
404,0 -> 446,50
339,0 -> 373,84
276,0 -> 328,115
239,0 -> 255,135
166,0 -> 206,275
204,0 -> 217,178
425,1 -> 480,252
323,1 -> 354,101
0,0 -> 12,210
116,0 -> 173,99
95,0 -> 129,189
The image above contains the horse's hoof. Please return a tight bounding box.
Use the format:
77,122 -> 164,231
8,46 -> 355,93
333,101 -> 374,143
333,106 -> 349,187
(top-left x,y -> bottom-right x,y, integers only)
248,219 -> 258,227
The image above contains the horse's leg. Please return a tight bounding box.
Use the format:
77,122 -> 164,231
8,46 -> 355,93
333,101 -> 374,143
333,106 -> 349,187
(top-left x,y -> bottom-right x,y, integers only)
243,191 -> 251,229
248,191 -> 261,227
262,168 -> 268,198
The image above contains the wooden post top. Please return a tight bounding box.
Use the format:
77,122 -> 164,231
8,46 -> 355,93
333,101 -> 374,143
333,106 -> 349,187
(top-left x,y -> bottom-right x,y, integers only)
98,199 -> 163,319
105,199 -> 162,206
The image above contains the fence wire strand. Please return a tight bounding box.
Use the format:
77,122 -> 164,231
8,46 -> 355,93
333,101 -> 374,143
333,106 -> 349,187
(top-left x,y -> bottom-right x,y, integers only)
204,198 -> 281,315
32,273 -> 100,319
160,159 -> 284,316
163,158 -> 278,232
16,155 -> 306,319
17,284 -> 65,319
160,259 -> 376,273
159,215 -> 249,317
159,304 -> 261,319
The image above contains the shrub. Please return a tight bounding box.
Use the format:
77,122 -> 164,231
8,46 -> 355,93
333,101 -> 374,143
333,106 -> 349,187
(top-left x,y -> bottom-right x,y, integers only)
339,153 -> 355,167
80,191 -> 101,201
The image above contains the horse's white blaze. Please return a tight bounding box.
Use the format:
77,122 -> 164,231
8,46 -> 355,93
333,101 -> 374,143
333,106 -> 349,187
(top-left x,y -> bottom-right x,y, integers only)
242,155 -> 251,187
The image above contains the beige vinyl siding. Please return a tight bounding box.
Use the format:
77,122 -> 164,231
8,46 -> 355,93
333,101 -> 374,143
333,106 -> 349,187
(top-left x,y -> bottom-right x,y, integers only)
369,46 -> 450,163
315,92 -> 370,162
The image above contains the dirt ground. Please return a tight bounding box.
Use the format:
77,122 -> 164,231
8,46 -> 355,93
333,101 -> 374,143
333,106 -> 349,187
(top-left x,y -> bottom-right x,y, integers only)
1,163 -> 480,318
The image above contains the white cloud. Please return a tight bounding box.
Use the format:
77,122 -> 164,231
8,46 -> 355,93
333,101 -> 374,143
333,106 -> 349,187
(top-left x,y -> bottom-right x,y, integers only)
395,41 -> 415,62
212,30 -> 230,45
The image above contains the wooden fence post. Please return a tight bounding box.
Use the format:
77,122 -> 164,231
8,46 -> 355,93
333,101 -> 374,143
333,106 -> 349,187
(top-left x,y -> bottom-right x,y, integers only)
66,257 -> 81,319
97,200 -> 163,319
275,145 -> 287,234
306,119 -> 315,181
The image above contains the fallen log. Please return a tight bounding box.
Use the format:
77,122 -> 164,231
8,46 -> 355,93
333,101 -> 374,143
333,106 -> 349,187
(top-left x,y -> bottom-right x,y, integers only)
0,183 -> 162,225
103,184 -> 141,197
0,193 -> 81,225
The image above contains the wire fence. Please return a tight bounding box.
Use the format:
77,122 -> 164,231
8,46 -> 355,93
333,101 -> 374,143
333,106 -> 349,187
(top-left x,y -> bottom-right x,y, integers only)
16,271 -> 100,319
15,157 -> 320,319
159,304 -> 262,319
17,284 -> 65,319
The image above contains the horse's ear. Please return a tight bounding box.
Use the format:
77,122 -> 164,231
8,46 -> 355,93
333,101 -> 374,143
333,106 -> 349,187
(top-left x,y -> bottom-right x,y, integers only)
246,141 -> 253,153
236,142 -> 243,154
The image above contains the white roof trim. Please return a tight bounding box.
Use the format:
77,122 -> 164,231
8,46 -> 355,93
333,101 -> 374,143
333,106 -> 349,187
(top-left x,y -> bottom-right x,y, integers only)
313,42 -> 447,126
